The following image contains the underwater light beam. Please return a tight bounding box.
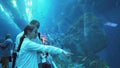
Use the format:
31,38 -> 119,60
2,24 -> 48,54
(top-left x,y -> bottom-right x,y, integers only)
83,0 -> 88,37
24,0 -> 33,21
0,4 -> 4,11
27,0 -> 32,6
11,0 -> 17,8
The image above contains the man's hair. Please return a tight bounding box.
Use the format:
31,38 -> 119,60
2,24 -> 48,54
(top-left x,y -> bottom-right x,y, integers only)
5,34 -> 11,39
30,20 -> 40,28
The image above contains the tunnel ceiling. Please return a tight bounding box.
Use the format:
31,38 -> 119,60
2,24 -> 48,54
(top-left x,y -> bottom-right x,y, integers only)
0,0 -> 120,36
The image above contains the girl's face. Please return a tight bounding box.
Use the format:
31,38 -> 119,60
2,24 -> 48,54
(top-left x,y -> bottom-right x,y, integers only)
29,27 -> 38,39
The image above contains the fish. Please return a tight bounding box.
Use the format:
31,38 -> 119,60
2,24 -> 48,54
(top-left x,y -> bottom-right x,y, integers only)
104,22 -> 118,27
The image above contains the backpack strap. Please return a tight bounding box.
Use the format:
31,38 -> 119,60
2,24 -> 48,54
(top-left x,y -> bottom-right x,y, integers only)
38,32 -> 43,41
17,34 -> 25,52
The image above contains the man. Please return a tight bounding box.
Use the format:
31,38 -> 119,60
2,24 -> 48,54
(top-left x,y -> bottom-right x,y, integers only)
0,34 -> 13,68
40,35 -> 57,68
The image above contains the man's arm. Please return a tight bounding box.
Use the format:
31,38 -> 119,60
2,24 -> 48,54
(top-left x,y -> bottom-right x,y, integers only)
0,40 -> 10,48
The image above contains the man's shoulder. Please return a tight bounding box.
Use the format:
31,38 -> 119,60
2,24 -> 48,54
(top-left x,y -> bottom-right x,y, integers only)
17,31 -> 24,38
31,36 -> 42,43
6,38 -> 13,43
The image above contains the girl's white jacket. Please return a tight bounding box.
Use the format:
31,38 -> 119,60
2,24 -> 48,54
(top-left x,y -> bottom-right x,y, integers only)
16,38 -> 65,68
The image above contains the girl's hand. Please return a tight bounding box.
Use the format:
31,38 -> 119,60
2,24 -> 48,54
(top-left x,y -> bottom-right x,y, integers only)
62,51 -> 73,57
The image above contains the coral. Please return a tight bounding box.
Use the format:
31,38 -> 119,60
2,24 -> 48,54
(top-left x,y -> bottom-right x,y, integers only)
52,12 -> 109,68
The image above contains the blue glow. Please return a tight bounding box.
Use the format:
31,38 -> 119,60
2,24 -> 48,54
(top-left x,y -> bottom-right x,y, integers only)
25,7 -> 32,21
25,8 -> 29,13
24,0 -> 33,21
27,0 -> 32,6
0,4 -> 4,11
11,0 -> 17,8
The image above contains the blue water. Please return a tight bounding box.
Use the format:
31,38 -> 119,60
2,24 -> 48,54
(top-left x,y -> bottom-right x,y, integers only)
0,0 -> 120,68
